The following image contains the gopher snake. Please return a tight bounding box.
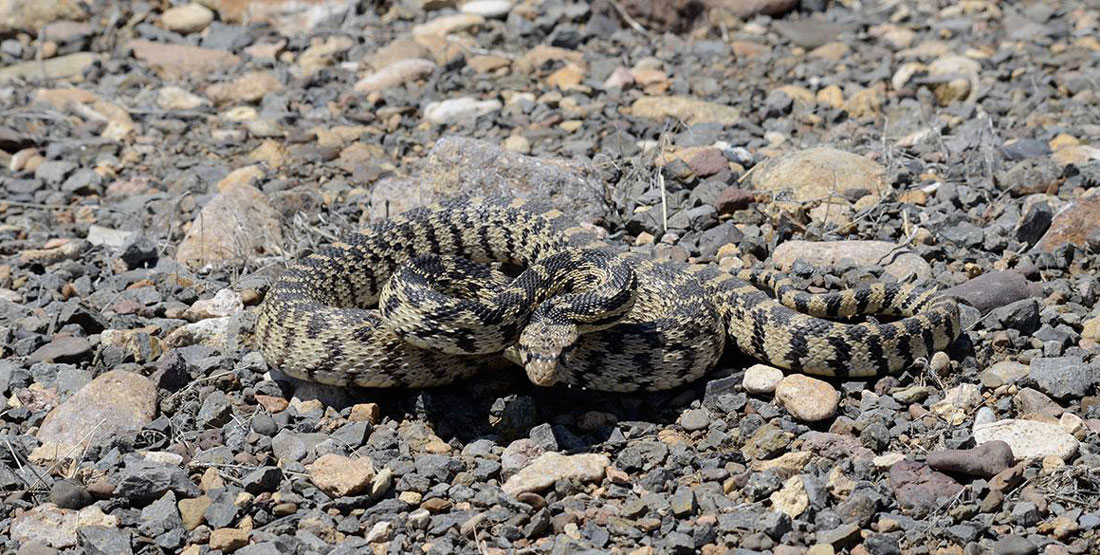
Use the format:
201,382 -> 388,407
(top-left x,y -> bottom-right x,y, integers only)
255,196 -> 960,392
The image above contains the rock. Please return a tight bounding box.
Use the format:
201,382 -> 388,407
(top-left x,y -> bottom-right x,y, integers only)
979,360 -> 1030,388
34,89 -> 134,141
160,3 -> 214,34
1036,189 -> 1100,253
888,460 -> 963,516
209,527 -> 250,552
423,96 -> 501,124
0,0 -> 87,35
205,71 -> 282,104
749,148 -> 888,202
772,240 -> 931,281
460,0 -> 512,17
502,452 -> 609,496
50,480 -> 93,510
162,317 -> 231,350
774,374 -> 839,422
114,458 -> 201,504
129,40 -> 240,80
769,475 -> 809,517
175,168 -> 282,269
354,58 -> 436,93
929,383 -> 982,424
78,526 -> 132,555
631,95 -> 741,126
992,536 -> 1038,555
28,335 -> 91,364
679,408 -> 710,432
216,0 -> 350,34
412,13 -> 484,36
178,495 -> 211,530
10,504 -> 116,549
309,454 -> 375,497
973,419 -> 1079,460
942,271 -> 1036,314
739,362 -> 783,393
1029,357 -> 1100,400
926,441 -> 1015,478
0,52 -> 103,84
36,370 -> 156,449
409,136 -> 607,224
186,289 -> 244,320
926,55 -> 981,104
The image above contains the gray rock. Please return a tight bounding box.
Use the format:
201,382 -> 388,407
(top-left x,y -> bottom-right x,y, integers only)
989,299 -> 1040,334
992,535 -> 1038,555
241,466 -> 282,494
34,160 -> 77,186
49,480 -> 92,509
679,409 -> 710,432
138,491 -> 181,537
1029,357 -> 1100,400
78,526 -> 132,555
927,441 -> 1015,478
114,458 -> 200,505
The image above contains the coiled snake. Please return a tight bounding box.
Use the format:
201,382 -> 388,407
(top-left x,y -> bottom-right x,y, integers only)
255,196 -> 961,392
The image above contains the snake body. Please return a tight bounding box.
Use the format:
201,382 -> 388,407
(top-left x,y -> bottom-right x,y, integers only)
255,196 -> 961,392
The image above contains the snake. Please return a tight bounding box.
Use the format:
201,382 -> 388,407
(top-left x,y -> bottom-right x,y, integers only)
254,196 -> 961,392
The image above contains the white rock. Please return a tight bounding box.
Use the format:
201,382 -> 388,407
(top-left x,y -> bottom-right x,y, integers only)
86,225 -> 135,249
502,451 -> 609,496
973,419 -> 1079,461
354,58 -> 436,93
460,0 -> 512,17
186,289 -> 245,320
365,521 -> 394,543
160,3 -> 214,34
423,96 -> 502,124
412,13 -> 485,36
163,317 -> 231,350
157,86 -> 208,110
743,363 -> 784,394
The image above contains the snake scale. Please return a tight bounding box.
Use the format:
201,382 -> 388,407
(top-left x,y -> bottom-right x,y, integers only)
255,196 -> 961,392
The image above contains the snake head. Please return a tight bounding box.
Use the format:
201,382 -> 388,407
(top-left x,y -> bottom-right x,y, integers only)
517,316 -> 579,387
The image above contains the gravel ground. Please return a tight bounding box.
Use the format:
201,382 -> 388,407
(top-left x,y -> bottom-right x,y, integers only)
2,0 -> 1100,554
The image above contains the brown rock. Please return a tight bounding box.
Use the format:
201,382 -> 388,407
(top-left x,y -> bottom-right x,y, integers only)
771,240 -> 931,281
213,0 -> 352,34
367,37 -> 432,70
36,370 -> 157,449
406,136 -> 608,224
33,88 -> 135,141
775,375 -> 839,422
209,527 -> 250,552
716,188 -> 757,214
631,95 -> 741,126
1035,189 -> 1100,253
682,148 -> 728,177
178,495 -> 211,530
308,454 -> 375,497
0,52 -> 103,84
175,168 -> 283,269
129,40 -> 240,80
354,59 -> 436,93
750,147 -> 887,202
888,459 -> 963,516
205,71 -> 282,104
926,441 -> 1015,478
0,0 -> 87,34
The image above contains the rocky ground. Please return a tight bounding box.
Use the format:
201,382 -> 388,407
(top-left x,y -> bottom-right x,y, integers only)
2,0 -> 1100,553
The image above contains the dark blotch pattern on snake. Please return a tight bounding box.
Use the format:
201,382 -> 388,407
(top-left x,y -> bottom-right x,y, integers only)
255,196 -> 961,392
